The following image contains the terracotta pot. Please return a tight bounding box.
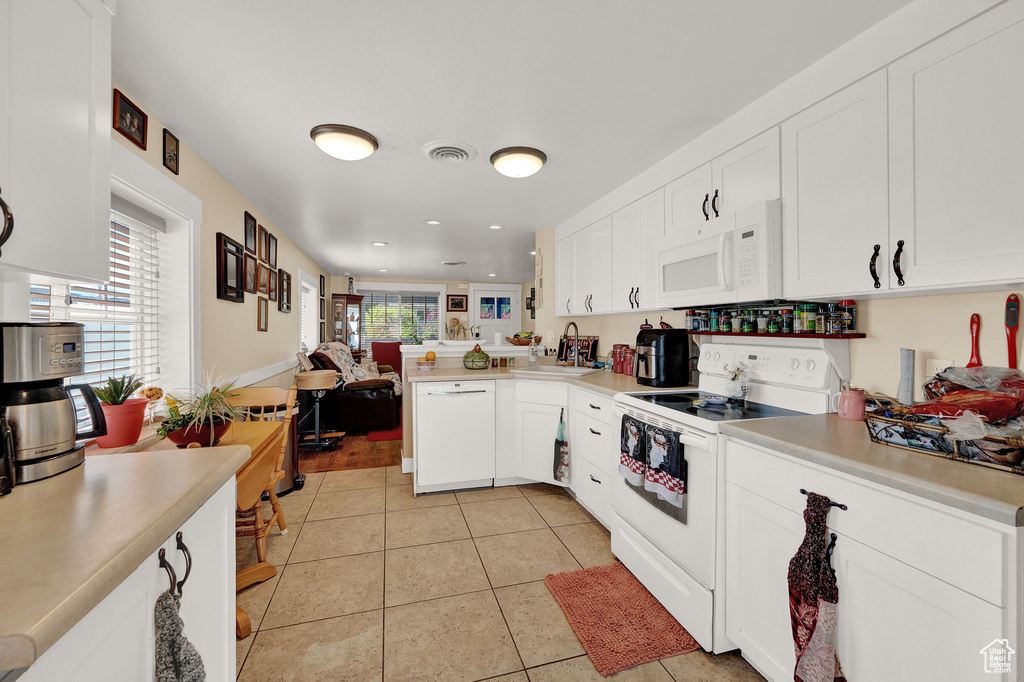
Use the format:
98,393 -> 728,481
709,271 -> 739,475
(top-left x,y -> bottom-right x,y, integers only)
95,398 -> 149,448
165,418 -> 232,448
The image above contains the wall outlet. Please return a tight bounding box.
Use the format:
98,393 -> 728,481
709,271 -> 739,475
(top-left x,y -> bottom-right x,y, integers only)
926,358 -> 953,378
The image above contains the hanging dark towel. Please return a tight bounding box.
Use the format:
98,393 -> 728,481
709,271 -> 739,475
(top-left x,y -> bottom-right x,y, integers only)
643,424 -> 687,508
787,493 -> 846,682
618,415 -> 646,486
155,590 -> 206,682
553,408 -> 569,482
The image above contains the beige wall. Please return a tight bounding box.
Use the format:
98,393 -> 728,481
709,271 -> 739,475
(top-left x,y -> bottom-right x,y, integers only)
533,228 -> 1021,397
112,84 -> 330,380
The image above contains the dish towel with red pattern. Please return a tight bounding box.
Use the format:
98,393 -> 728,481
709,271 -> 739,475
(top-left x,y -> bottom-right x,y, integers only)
618,416 -> 687,508
618,415 -> 646,486
788,492 -> 847,682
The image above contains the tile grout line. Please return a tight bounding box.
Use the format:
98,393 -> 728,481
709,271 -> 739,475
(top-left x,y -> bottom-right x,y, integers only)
523,492 -> 587,571
381,469 -> 387,682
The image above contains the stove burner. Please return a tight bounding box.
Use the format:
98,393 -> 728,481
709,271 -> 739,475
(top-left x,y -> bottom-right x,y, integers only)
626,391 -> 806,422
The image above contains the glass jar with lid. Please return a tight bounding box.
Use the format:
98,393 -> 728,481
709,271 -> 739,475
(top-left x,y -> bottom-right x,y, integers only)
800,304 -> 818,333
779,309 -> 793,334
838,300 -> 857,332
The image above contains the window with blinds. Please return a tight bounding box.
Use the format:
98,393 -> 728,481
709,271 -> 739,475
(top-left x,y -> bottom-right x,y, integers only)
30,215 -> 161,389
360,292 -> 439,350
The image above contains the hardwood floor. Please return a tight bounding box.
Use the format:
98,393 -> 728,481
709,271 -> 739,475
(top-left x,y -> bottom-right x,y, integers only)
298,436 -> 402,473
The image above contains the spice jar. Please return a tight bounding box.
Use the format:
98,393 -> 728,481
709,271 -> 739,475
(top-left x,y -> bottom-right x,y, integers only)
732,310 -> 743,333
685,310 -> 695,330
839,299 -> 857,333
816,307 -> 827,335
800,304 -> 817,333
756,310 -> 768,334
709,310 -> 720,332
780,309 -> 793,334
741,310 -> 755,333
767,312 -> 780,334
720,311 -> 732,333
827,304 -> 842,335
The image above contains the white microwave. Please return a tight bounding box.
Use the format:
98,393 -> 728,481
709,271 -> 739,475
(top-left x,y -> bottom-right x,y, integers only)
655,200 -> 781,309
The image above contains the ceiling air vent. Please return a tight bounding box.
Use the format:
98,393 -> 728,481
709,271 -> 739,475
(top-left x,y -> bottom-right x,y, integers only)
423,140 -> 478,164
442,260 -> 466,267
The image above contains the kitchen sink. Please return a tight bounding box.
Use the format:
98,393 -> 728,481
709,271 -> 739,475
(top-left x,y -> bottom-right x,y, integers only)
510,365 -> 601,377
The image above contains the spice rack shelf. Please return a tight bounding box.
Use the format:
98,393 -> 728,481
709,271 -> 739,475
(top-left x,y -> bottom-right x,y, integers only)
689,332 -> 866,339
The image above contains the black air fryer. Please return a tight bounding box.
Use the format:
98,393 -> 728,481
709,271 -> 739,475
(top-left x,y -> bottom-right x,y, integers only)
634,329 -> 690,387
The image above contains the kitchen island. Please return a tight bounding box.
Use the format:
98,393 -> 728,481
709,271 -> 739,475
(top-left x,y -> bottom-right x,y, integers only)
0,446 -> 248,679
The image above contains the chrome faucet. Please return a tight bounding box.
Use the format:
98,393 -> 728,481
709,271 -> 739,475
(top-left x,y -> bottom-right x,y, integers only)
563,320 -> 580,367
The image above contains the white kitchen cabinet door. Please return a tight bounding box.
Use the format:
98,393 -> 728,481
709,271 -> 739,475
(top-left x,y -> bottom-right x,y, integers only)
725,482 -> 802,682
635,188 -> 663,311
888,0 -> 1024,290
570,226 -> 593,315
711,128 -> 780,217
664,163 -> 713,244
782,70 -> 890,299
515,401 -> 567,487
830,531 -> 1006,682
611,204 -> 640,312
590,217 -> 613,313
0,0 -> 112,283
554,236 -> 572,317
571,456 -> 611,527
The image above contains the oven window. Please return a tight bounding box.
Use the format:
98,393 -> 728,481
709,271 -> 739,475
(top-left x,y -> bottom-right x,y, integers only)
663,252 -> 719,293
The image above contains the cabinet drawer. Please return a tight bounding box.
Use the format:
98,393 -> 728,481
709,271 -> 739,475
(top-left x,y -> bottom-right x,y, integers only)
724,438 -> 1008,606
574,412 -> 618,477
516,380 -> 568,406
573,389 -> 615,426
572,457 -> 611,527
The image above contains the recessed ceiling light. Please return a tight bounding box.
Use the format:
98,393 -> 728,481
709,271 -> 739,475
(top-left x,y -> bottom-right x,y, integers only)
488,273 -> 497,277
378,269 -> 388,272
488,225 -> 503,230
490,146 -> 547,178
424,219 -> 442,226
530,251 -> 536,255
371,241 -> 388,247
310,124 -> 379,161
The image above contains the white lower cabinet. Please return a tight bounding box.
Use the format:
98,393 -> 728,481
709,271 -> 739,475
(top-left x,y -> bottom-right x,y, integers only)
572,457 -> 611,526
20,479 -> 235,681
514,381 -> 569,487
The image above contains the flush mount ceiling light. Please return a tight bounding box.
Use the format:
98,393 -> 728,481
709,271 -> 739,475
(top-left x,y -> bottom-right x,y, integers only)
530,251 -> 536,255
424,219 -> 443,226
490,146 -> 547,178
371,241 -> 388,247
488,273 -> 497,277
488,224 -> 503,230
378,269 -> 388,272
310,124 -> 379,161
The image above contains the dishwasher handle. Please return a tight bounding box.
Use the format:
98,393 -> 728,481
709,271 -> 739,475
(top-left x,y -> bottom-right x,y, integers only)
426,390 -> 489,395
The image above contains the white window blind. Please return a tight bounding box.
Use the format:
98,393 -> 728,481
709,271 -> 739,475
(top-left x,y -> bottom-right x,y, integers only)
30,215 -> 162,389
360,292 -> 439,350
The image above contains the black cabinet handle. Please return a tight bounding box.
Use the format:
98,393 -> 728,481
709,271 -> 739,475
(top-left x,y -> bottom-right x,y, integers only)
702,193 -> 709,221
566,298 -> 570,314
175,532 -> 193,595
711,189 -> 720,217
628,287 -> 635,309
634,287 -> 639,307
589,427 -> 601,435
0,188 -> 13,258
869,244 -> 881,289
588,403 -> 601,410
893,239 -> 905,287
589,475 -> 602,484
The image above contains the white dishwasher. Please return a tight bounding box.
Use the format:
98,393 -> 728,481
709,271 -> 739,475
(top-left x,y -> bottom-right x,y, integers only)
414,380 -> 496,493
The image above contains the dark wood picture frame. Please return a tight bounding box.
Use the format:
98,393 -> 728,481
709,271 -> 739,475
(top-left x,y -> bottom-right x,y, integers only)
447,294 -> 468,312
162,128 -> 179,175
216,232 -> 244,302
319,275 -> 326,297
113,89 -> 148,150
257,297 -> 269,332
258,225 -> 269,262
257,262 -> 270,294
244,212 -> 257,254
320,322 -> 326,343
319,297 -> 326,320
278,270 -> 292,312
243,253 -> 257,293
268,234 -> 278,268
268,268 -> 278,302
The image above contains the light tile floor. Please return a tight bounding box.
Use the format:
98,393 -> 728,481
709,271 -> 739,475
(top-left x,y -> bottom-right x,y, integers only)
235,465 -> 766,681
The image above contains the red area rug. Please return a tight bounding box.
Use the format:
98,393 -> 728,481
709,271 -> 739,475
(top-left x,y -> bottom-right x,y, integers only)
367,407 -> 402,442
544,561 -> 700,676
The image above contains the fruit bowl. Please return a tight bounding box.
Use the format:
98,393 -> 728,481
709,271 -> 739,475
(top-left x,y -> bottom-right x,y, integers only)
416,360 -> 436,370
506,335 -> 541,346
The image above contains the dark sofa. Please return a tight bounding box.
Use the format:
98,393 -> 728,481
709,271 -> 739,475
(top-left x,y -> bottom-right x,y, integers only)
300,352 -> 401,433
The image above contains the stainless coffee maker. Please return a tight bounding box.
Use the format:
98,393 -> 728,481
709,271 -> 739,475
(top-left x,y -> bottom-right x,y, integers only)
0,322 -> 106,490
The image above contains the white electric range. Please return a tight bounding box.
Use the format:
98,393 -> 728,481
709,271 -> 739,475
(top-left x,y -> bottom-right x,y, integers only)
611,337 -> 850,653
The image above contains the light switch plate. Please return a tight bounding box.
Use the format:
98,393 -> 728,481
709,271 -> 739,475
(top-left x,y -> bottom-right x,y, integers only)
926,358 -> 953,378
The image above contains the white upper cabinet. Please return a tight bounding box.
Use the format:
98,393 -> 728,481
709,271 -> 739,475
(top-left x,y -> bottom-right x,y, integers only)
664,163 -> 713,244
567,216 -> 612,315
782,71 -> 890,299
888,0 -> 1024,290
635,188 -> 664,311
0,0 -> 113,283
570,227 -> 593,315
612,188 -> 663,312
555,236 -> 572,317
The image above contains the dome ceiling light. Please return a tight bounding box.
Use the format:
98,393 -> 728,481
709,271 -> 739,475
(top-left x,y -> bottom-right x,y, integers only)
371,241 -> 388,246
424,219 -> 443,226
488,225 -> 503,230
489,146 -> 547,178
310,124 -> 379,161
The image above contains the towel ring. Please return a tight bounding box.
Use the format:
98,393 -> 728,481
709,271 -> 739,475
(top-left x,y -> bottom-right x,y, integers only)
175,532 -> 192,596
158,549 -> 177,595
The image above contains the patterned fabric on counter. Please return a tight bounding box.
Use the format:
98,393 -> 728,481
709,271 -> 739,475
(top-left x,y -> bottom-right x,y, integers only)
788,493 -> 846,682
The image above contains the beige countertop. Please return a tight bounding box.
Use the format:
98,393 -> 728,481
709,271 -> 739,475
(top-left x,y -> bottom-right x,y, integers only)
405,361 -> 692,397
721,415 -> 1024,527
0,446 -> 249,670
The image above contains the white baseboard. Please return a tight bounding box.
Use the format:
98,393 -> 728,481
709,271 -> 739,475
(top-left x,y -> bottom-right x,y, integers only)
230,357 -> 299,388
402,458 -> 413,474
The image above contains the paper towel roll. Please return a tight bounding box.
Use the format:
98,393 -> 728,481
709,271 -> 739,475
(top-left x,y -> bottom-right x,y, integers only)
494,332 -> 502,345
897,348 -> 915,404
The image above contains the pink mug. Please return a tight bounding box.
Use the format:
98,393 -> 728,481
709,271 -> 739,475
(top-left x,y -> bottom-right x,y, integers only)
834,388 -> 866,420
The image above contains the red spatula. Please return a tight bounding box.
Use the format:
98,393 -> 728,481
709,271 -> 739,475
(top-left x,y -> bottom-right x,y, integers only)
1006,294 -> 1019,369
967,313 -> 982,368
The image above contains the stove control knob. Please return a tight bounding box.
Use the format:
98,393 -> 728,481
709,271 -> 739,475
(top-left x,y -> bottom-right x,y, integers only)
790,358 -> 800,370
712,351 -> 721,361
806,359 -> 816,371
702,351 -> 710,361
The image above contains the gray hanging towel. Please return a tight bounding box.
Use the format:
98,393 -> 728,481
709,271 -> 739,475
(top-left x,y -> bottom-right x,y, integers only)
553,408 -> 569,482
155,590 -> 206,682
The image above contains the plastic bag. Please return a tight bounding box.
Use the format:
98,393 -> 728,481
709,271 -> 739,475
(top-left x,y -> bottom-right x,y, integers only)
923,367 -> 1024,399
901,390 -> 1024,425
940,411 -> 989,441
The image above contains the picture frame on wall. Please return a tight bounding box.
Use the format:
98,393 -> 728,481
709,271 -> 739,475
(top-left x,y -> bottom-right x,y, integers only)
268,234 -> 278,268
162,129 -> 179,175
243,253 -> 257,293
258,225 -> 269,262
268,268 -> 278,302
447,294 -> 468,312
215,232 -> 244,302
244,212 -> 257,254
319,321 -> 326,343
278,270 -> 292,312
257,262 -> 270,294
319,275 -> 326,297
257,297 -> 269,332
319,297 -> 326,320
112,89 -> 148,150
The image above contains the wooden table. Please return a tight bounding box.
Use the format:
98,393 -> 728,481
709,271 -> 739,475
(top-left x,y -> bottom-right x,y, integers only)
145,420 -> 282,473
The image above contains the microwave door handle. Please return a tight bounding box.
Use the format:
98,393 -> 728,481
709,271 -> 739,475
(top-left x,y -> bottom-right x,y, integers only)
717,233 -> 729,291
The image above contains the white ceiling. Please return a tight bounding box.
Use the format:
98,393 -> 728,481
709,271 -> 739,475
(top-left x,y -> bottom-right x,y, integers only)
111,0 -> 912,283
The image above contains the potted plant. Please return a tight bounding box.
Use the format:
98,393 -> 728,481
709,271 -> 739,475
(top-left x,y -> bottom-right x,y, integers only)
157,376 -> 241,447
93,374 -> 148,447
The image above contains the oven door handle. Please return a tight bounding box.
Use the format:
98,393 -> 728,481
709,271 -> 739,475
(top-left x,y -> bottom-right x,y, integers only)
677,431 -> 713,451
